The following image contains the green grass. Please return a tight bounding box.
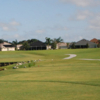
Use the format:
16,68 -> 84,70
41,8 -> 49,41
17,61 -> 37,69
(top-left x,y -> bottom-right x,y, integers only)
0,48 -> 100,100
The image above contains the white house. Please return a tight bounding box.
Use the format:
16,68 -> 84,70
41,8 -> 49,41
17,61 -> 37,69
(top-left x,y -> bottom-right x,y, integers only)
0,42 -> 15,51
17,44 -> 23,50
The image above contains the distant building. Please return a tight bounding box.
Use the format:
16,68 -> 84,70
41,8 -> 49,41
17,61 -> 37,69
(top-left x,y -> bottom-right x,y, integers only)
56,42 -> 67,49
29,40 -> 51,50
90,38 -> 99,44
17,44 -> 23,50
0,42 -> 15,51
75,39 -> 97,48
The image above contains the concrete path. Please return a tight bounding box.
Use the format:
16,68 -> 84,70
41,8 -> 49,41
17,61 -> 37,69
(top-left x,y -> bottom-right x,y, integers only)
63,54 -> 100,61
80,59 -> 100,61
64,54 -> 77,59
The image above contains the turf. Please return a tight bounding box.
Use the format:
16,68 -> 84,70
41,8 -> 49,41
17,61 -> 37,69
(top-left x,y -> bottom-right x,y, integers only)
0,48 -> 100,100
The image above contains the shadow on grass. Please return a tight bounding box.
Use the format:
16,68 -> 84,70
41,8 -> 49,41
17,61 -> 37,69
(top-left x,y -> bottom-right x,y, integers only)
0,80 -> 100,87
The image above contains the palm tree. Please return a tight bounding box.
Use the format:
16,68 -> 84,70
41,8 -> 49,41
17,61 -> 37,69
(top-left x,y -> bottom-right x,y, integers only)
12,40 -> 18,50
51,38 -> 57,49
45,37 -> 52,46
55,37 -> 63,43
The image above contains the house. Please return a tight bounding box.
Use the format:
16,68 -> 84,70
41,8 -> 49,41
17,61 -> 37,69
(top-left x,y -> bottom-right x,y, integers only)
90,38 -> 99,44
74,39 -> 97,48
29,40 -> 51,50
56,42 -> 67,49
0,42 -> 15,51
17,44 -> 23,50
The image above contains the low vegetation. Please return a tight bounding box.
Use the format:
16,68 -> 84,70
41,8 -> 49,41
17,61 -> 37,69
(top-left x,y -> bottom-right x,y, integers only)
0,48 -> 100,100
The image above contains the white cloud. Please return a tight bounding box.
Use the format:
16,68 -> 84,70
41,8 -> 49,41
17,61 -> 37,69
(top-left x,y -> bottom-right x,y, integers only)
0,20 -> 21,31
2,26 -> 9,31
89,13 -> 100,31
76,11 -> 92,20
59,0 -> 100,7
10,21 -> 21,26
70,10 -> 93,20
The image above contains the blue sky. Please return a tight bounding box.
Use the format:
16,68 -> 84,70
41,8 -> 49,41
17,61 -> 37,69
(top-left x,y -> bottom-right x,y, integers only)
0,0 -> 100,42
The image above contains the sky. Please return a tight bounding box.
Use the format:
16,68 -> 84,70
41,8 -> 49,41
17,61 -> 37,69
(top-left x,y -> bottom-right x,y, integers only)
0,0 -> 100,42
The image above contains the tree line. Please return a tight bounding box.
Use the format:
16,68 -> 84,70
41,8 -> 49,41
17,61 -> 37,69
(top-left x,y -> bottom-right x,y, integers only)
0,37 -> 64,50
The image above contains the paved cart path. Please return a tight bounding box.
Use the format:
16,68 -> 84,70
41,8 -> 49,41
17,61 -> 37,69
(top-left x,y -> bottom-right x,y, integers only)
64,54 -> 77,59
80,59 -> 100,61
63,54 -> 100,61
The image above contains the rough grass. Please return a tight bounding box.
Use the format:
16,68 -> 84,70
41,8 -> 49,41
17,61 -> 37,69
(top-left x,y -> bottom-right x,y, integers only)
0,48 -> 100,100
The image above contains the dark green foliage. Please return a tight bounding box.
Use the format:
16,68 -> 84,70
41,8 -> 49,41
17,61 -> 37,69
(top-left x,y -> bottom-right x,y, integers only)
55,37 -> 63,43
27,39 -> 38,45
45,37 -> 63,49
86,43 -> 89,48
0,39 -> 8,43
18,40 -> 26,44
67,43 -> 69,48
98,40 -> 100,48
18,39 -> 39,44
28,63 -> 31,67
22,41 -> 30,50
97,44 -> 100,48
71,43 -> 75,49
12,39 -> 18,50
45,37 -> 52,45
0,39 -> 4,43
13,60 -> 35,69
51,39 -> 57,49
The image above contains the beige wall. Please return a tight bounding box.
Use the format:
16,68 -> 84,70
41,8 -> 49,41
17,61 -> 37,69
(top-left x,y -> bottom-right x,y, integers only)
17,44 -> 22,50
1,47 -> 15,51
8,47 -> 15,51
56,43 -> 67,49
46,45 -> 51,50
1,48 -> 8,51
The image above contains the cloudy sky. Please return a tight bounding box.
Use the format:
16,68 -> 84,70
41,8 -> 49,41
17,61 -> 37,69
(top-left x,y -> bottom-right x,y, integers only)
0,0 -> 100,42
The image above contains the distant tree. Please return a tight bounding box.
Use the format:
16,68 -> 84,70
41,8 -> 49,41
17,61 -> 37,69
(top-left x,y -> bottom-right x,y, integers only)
27,39 -> 38,44
45,37 -> 52,46
71,43 -> 75,49
98,40 -> 100,48
45,37 -> 64,49
12,40 -> 18,50
18,40 -> 26,44
22,41 -> 30,50
0,39 -> 4,43
18,39 -> 38,45
51,38 -> 57,49
86,43 -> 89,48
55,37 -> 63,43
67,43 -> 69,48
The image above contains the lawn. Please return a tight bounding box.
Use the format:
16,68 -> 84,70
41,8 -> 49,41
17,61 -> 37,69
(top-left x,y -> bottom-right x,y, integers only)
0,48 -> 100,100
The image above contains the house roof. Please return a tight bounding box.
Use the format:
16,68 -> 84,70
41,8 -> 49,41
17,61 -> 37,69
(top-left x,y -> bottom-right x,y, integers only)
3,45 -> 15,47
90,38 -> 99,44
3,42 -> 12,45
30,40 -> 46,47
0,42 -> 15,48
75,39 -> 96,45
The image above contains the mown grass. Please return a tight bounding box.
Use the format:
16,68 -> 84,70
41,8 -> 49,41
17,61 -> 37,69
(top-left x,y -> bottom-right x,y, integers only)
0,48 -> 100,100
